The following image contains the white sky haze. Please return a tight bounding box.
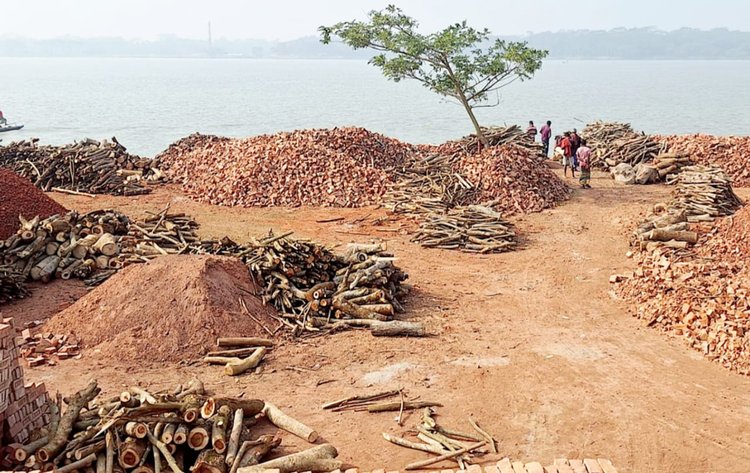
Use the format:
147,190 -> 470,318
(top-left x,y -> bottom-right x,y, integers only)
1,0 -> 747,40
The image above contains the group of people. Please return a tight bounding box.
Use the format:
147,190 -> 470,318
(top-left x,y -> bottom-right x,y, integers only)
527,120 -> 591,189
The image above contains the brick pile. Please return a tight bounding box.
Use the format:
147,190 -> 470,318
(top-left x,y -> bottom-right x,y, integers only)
0,318 -> 50,448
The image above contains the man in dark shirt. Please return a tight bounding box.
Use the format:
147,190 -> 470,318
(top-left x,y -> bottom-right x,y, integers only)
540,120 -> 552,157
569,128 -> 581,169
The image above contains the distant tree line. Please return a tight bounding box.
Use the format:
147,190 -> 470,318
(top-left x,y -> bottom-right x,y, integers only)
1,28 -> 749,59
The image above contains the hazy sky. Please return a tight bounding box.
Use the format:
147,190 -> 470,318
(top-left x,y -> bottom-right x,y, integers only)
2,0 -> 747,41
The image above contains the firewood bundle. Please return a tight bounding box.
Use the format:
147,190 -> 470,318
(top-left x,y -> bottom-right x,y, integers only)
231,234 -> 414,335
0,211 -> 131,287
0,264 -> 28,304
384,153 -> 478,217
157,127 -> 414,208
412,205 -> 516,253
0,138 -> 162,196
6,379 -> 340,473
671,166 -> 743,220
457,125 -> 543,156
121,208 -> 201,263
582,121 -> 666,168
657,134 -> 750,186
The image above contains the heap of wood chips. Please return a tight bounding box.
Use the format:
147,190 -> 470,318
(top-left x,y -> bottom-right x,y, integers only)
616,205 -> 750,374
156,127 -> 414,208
0,138 -> 163,196
657,134 -> 750,186
582,121 -> 666,169
5,379 -> 340,473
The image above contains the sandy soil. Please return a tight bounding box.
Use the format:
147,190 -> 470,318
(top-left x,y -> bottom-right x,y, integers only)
3,170 -> 750,473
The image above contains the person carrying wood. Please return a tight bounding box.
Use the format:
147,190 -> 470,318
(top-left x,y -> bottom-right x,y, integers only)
577,139 -> 592,188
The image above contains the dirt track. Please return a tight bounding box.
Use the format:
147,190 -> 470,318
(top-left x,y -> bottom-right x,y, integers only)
5,170 -> 750,473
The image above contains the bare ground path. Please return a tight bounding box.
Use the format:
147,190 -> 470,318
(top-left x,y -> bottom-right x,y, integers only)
7,172 -> 750,473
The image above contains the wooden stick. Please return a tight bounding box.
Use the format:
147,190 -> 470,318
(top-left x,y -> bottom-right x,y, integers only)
211,405 -> 231,453
367,401 -> 442,413
206,347 -> 270,358
52,187 -> 96,198
404,441 -> 486,470
381,433 -> 449,455
262,402 -> 318,443
225,409 -> 244,465
224,348 -> 267,376
216,338 -> 274,348
468,416 -> 497,453
204,356 -> 242,365
38,380 -> 100,462
56,453 -> 97,473
146,430 -> 184,473
96,453 -> 106,473
229,441 -> 253,473
237,444 -> 339,473
105,431 -> 114,473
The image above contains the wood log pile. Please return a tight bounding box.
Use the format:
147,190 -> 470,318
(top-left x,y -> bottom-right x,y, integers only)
453,125 -> 544,156
121,208 -> 201,264
6,379 -> 341,473
0,138 -> 163,196
0,264 -> 28,304
0,211 -> 131,291
631,166 -> 742,250
657,134 -> 750,186
412,205 -> 516,253
616,206 -> 750,374
582,121 -> 666,169
157,127 -> 415,208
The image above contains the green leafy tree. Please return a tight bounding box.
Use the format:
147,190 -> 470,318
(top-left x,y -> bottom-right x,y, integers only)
320,5 -> 548,147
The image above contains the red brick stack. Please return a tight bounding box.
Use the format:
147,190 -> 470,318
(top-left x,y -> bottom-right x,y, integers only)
0,318 -> 50,450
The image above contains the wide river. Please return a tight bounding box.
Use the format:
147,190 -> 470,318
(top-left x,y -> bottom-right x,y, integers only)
1,58 -> 748,157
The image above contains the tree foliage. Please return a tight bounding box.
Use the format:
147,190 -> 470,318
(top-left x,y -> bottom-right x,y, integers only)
320,5 -> 548,144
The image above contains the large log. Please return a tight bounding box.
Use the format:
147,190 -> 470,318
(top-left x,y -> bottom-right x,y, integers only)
237,444 -> 340,473
216,338 -> 274,348
262,402 -> 318,443
224,348 -> 267,376
37,380 -> 100,462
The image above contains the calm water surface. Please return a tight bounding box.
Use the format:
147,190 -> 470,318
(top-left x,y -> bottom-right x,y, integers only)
1,58 -> 748,156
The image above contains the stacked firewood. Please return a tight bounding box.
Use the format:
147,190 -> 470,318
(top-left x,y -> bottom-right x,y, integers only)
412,205 -> 516,253
671,166 -> 743,219
657,134 -> 750,186
230,234 -> 417,336
0,138 -> 162,196
6,379 -> 342,473
0,264 -> 28,304
457,125 -> 543,156
632,166 -> 741,250
0,211 -> 131,287
121,208 -> 201,263
582,121 -> 666,168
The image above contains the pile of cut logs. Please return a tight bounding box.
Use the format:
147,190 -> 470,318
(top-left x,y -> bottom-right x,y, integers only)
0,264 -> 28,304
657,134 -> 750,187
230,235 -> 418,336
0,138 -> 162,196
0,211 -> 131,288
412,205 -> 516,253
121,208 -> 201,263
4,379 -> 342,473
582,121 -> 666,168
632,166 -> 742,250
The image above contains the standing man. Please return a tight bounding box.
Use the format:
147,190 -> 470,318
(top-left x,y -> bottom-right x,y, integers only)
577,139 -> 592,188
0,110 -> 6,126
569,128 -> 581,170
540,120 -> 552,157
527,120 -> 538,141
561,131 -> 574,178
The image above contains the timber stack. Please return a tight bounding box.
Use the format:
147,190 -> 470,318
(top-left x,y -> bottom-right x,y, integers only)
454,125 -> 544,156
412,205 -> 516,253
157,127 -> 414,207
616,205 -> 750,375
0,211 -> 131,290
657,134 -> 750,186
5,379 -> 342,473
121,207 -> 201,264
0,138 -> 162,196
582,121 -> 666,169
632,166 -> 741,250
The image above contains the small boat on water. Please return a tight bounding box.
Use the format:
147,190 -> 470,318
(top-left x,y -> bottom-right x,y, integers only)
0,124 -> 24,133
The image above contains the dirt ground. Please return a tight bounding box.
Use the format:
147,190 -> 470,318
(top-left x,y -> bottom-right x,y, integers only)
4,170 -> 750,473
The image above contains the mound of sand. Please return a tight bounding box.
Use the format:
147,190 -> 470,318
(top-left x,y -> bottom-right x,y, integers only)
0,169 -> 67,239
46,255 -> 277,362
